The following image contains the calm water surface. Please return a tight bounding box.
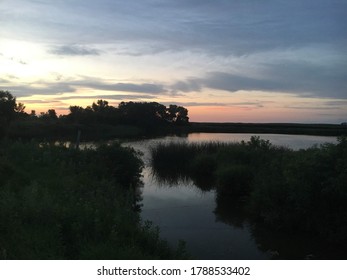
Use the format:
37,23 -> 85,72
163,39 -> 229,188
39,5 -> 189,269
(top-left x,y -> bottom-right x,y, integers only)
125,133 -> 337,259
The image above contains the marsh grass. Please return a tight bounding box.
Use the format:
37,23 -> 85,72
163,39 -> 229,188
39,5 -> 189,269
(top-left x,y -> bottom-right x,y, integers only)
150,137 -> 280,193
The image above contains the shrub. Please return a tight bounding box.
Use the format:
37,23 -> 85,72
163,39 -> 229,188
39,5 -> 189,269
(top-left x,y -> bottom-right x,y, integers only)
215,164 -> 253,196
0,140 -> 185,259
189,153 -> 217,190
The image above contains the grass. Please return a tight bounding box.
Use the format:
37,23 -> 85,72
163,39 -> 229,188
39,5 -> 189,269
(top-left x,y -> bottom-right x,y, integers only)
150,136 -> 347,247
150,137 -> 287,194
0,140 -> 188,259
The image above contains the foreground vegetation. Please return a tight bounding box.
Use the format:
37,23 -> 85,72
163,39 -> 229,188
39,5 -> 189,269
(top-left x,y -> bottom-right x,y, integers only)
0,141 -> 187,259
150,136 -> 347,252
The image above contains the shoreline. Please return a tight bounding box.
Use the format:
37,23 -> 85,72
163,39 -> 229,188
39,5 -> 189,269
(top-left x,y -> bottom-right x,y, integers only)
185,122 -> 347,136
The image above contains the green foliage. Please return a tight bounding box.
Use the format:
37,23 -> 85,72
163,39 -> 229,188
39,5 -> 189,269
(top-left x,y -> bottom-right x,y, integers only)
189,153 -> 217,189
249,136 -> 347,242
92,142 -> 144,187
150,139 -> 276,193
0,141 -> 185,259
150,141 -> 226,185
215,164 -> 253,196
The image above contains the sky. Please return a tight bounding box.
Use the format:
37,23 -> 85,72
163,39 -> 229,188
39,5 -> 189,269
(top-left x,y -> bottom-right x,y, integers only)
1,0 -> 346,123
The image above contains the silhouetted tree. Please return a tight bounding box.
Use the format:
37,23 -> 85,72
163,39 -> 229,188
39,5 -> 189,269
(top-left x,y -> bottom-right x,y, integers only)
0,90 -> 17,123
15,102 -> 26,114
0,90 -> 21,137
90,100 -> 119,124
167,104 -> 189,124
48,109 -> 58,120
92,99 -> 109,112
118,101 -> 168,126
39,109 -> 58,121
68,106 -> 85,123
30,110 -> 37,118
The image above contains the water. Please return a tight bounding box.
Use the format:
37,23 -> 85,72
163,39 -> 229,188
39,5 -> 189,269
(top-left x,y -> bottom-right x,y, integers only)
125,133 -> 338,259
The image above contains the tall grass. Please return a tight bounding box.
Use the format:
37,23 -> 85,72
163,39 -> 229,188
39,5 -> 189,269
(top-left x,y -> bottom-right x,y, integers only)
150,141 -> 229,179
150,137 -> 286,193
0,140 -> 187,259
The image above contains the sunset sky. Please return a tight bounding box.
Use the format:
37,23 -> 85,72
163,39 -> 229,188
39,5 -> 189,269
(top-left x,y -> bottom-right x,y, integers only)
1,0 -> 346,123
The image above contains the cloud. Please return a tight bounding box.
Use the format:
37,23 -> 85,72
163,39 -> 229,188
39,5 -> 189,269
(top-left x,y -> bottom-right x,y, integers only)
202,72 -> 275,93
0,78 -> 9,83
50,45 -> 101,56
171,54 -> 347,99
111,83 -> 166,94
4,0 -> 346,57
0,53 -> 28,65
166,102 -> 227,107
324,100 -> 347,107
71,80 -> 167,94
0,76 -> 168,98
167,101 -> 263,108
51,94 -> 158,101
263,61 -> 347,98
171,79 -> 202,93
2,85 -> 75,97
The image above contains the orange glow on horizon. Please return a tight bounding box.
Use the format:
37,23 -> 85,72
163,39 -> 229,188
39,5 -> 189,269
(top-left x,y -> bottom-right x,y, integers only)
186,105 -> 335,123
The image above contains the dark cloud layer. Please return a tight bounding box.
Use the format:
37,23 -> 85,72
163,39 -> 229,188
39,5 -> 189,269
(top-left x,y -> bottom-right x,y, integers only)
51,94 -> 157,101
50,45 -> 101,56
3,0 -> 346,56
0,77 -> 168,98
172,57 -> 347,99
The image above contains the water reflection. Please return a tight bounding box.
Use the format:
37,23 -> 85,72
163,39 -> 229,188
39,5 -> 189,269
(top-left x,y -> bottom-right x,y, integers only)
140,166 -> 268,259
214,194 -> 248,229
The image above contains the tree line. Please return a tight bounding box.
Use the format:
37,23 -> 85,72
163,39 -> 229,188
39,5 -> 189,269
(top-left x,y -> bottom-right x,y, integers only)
0,90 -> 189,139
67,99 -> 189,126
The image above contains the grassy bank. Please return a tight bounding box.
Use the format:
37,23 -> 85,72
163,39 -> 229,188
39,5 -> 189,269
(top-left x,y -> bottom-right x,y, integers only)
150,136 -> 347,248
188,122 -> 347,136
0,141 -> 187,259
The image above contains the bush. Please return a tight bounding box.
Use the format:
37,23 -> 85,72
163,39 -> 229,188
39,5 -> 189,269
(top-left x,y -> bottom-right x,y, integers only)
215,164 -> 253,196
0,141 -> 185,259
189,153 -> 217,190
249,136 -> 347,242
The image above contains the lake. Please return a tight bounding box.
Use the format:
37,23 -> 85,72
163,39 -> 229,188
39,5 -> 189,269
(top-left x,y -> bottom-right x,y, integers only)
124,133 -> 338,259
